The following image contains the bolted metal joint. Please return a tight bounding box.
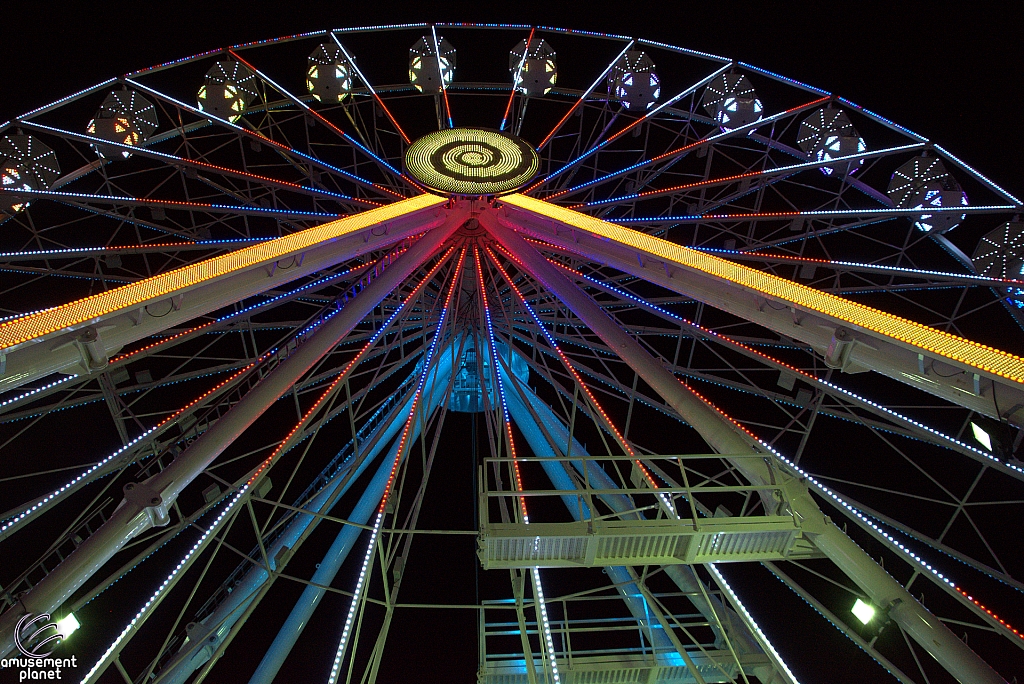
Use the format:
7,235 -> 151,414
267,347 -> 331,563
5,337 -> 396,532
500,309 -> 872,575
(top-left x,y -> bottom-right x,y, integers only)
824,326 -> 863,372
77,326 -> 110,372
123,480 -> 172,528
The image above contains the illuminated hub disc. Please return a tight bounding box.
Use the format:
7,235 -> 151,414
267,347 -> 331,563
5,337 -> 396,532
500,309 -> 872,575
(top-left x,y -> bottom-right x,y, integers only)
405,128 -> 539,196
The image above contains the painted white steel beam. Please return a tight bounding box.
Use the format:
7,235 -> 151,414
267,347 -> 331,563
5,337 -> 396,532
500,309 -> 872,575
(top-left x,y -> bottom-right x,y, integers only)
0,195 -> 447,392
482,213 -> 1006,684
495,195 -> 1024,429
0,208 -> 467,658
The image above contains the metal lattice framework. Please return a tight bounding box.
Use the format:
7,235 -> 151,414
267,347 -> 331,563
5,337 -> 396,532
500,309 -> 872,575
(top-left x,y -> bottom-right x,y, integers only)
0,23 -> 1022,684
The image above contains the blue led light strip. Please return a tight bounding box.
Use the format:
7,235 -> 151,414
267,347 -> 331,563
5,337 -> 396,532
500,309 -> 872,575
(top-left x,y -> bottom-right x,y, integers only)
608,204 -> 1015,224
736,62 -> 831,97
13,78 -> 118,122
123,78 -> 403,199
527,63 -> 732,191
636,38 -> 730,63
0,375 -> 79,411
0,238 -> 272,262
328,248 -> 465,684
476,246 -> 562,683
694,247 -> 1021,285
535,25 -> 632,41
835,97 -> 927,142
555,262 -> 1024,480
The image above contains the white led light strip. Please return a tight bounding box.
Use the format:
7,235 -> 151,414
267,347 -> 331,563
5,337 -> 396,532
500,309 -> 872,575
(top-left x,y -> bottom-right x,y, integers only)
327,250 -> 464,684
79,483 -> 249,683
477,247 -> 562,683
709,564 -> 802,684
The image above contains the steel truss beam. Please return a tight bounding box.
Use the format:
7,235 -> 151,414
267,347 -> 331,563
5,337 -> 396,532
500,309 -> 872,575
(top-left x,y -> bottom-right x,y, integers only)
496,194 -> 1024,431
0,208 -> 467,657
482,211 -> 1006,684
0,195 -> 447,392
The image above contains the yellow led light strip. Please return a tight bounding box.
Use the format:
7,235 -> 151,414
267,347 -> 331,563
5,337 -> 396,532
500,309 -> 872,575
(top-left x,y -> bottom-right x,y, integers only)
501,193 -> 1024,384
0,195 -> 445,352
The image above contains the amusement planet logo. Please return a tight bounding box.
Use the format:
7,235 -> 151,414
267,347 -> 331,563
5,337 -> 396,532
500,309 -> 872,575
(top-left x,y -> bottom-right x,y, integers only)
0,613 -> 78,681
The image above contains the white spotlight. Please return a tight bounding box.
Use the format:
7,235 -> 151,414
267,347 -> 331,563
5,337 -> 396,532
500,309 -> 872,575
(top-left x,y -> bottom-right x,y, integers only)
55,613 -> 80,638
852,598 -> 876,625
971,422 -> 993,451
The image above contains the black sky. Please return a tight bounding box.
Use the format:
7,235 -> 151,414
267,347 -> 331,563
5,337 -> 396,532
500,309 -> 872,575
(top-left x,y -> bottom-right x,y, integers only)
2,2 -> 1020,200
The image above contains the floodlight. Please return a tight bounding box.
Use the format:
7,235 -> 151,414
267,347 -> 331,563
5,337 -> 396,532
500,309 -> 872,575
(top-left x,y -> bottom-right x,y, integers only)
971,422 -> 993,451
55,613 -> 80,638
852,598 -> 876,625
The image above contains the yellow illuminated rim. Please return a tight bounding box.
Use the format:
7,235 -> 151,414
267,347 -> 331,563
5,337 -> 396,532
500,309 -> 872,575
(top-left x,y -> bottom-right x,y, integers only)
501,193 -> 1024,384
0,195 -> 445,352
405,128 -> 539,196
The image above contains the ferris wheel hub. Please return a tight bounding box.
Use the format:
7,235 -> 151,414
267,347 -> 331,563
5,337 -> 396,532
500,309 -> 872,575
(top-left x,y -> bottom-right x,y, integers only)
404,127 -> 538,197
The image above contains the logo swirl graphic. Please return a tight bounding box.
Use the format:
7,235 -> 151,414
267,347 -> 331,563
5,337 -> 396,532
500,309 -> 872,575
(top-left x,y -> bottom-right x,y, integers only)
15,613 -> 63,658
405,128 -> 539,196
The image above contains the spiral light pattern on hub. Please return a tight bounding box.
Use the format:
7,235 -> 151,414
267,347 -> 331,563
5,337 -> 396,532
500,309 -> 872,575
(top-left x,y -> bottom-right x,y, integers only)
405,128 -> 539,196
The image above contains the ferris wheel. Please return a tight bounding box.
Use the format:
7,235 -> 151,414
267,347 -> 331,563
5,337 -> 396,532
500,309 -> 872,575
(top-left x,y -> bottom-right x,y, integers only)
0,22 -> 1021,684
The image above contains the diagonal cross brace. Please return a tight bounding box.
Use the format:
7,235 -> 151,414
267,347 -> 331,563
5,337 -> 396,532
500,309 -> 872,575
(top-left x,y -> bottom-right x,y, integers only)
0,205 -> 468,659
481,209 -> 1006,684
0,195 -> 447,392
497,193 -> 1024,429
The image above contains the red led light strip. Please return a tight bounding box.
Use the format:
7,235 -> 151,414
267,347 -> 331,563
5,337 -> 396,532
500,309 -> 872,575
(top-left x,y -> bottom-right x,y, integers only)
569,168 -> 773,209
108,322 -> 214,364
378,248 -> 466,514
485,246 -> 663,493
540,96 -> 830,199
475,246 -> 528,518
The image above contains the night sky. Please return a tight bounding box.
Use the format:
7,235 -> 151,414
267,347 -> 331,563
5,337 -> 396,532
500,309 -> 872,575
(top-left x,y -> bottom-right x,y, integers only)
0,3 -> 1021,683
